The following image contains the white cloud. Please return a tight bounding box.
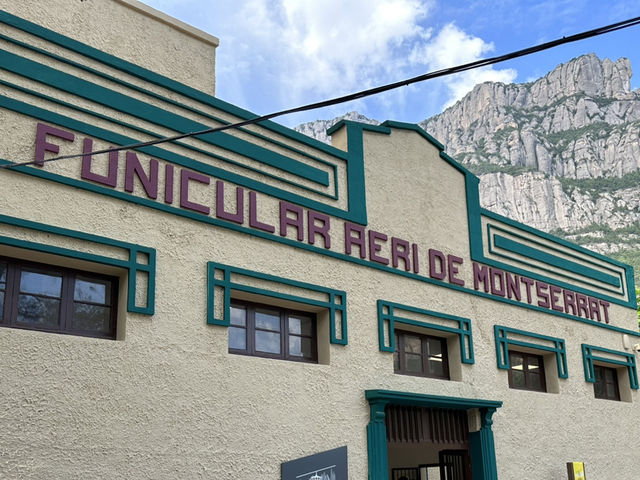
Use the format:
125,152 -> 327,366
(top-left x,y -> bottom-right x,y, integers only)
410,23 -> 517,108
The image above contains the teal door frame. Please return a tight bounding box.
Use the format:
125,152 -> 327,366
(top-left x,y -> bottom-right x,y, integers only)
365,390 -> 502,480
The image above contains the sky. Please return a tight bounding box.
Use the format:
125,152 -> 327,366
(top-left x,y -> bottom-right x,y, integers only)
142,0 -> 640,127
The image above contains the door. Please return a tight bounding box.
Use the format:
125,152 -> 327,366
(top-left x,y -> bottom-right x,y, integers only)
439,450 -> 470,480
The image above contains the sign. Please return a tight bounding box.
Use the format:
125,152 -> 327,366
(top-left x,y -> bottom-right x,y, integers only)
567,462 -> 586,480
281,446 -> 347,480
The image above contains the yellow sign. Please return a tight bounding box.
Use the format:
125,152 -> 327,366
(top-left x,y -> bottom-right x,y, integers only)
567,462 -> 586,480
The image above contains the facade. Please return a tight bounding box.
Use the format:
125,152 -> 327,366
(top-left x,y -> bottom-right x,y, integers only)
0,2 -> 639,479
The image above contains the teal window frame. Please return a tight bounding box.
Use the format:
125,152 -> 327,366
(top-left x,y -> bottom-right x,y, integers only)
581,344 -> 639,390
494,325 -> 568,379
207,262 -> 347,345
377,300 -> 474,364
0,213 -> 155,315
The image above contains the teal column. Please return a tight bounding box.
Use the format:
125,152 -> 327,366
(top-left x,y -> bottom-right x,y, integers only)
367,400 -> 389,480
469,407 -> 499,480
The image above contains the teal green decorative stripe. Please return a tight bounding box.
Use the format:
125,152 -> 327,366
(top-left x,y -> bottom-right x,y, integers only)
0,10 -> 347,160
377,300 -> 474,364
0,78 -> 338,201
0,213 -> 155,315
581,344 -> 639,389
365,390 -> 501,480
0,48 -> 330,187
207,262 -> 347,345
493,234 -> 620,287
487,224 -> 623,296
494,325 -> 568,378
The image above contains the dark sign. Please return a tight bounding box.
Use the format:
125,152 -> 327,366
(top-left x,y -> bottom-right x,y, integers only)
281,446 -> 348,480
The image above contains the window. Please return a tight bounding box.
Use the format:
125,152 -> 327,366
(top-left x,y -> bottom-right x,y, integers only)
228,300 -> 317,363
393,330 -> 449,379
0,257 -> 118,339
508,351 -> 546,392
593,365 -> 620,401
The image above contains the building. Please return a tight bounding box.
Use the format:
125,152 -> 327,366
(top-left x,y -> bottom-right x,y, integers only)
0,1 -> 638,479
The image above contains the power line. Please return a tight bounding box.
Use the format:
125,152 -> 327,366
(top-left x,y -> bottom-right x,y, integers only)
2,14 -> 640,170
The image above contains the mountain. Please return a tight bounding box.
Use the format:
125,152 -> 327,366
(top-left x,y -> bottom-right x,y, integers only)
294,54 -> 640,282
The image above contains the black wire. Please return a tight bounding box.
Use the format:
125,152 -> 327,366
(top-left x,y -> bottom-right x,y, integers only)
2,14 -> 640,170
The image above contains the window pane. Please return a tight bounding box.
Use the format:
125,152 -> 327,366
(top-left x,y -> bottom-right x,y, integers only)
255,308 -> 280,332
530,373 -> 543,391
393,352 -> 400,372
594,380 -> 604,397
230,306 -> 246,327
74,277 -> 110,304
429,357 -> 445,376
17,295 -> 60,327
427,338 -> 442,356
229,326 -> 246,350
255,330 -> 280,354
511,369 -> 525,388
404,335 -> 421,354
289,336 -> 313,358
604,368 -> 615,383
289,315 -> 312,336
405,353 -> 422,373
0,262 -> 6,288
20,270 -> 62,297
0,291 -> 4,321
72,304 -> 111,333
510,353 -> 524,370
605,382 -> 617,399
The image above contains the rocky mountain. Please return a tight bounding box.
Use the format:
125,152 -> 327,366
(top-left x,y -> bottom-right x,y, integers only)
295,54 -> 640,282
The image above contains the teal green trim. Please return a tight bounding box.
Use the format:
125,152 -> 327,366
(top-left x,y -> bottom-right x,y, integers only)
377,300 -> 474,364
494,325 -> 568,378
581,344 -> 639,389
365,390 -> 501,480
0,48 -> 330,187
0,213 -> 155,315
0,78 -> 339,202
480,209 -> 636,308
494,234 -> 620,287
487,224 -> 623,295
206,262 -> 347,345
0,10 -> 348,161
0,95 -> 356,221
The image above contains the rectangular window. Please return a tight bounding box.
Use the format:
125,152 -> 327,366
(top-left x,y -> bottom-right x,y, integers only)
593,365 -> 620,401
0,257 -> 118,339
508,351 -> 546,392
393,330 -> 449,379
228,300 -> 317,363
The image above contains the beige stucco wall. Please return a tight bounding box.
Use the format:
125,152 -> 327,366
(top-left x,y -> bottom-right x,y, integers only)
0,0 -> 219,95
0,3 -> 639,480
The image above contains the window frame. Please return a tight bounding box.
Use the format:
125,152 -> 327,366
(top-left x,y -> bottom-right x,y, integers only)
593,364 -> 621,401
0,256 -> 118,339
507,350 -> 547,392
393,329 -> 450,380
228,300 -> 318,363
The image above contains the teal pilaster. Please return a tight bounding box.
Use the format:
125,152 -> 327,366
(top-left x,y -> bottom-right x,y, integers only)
469,407 -> 499,480
366,400 -> 389,480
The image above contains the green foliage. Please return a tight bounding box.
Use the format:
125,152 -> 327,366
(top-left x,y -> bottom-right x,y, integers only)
558,169 -> 640,197
545,122 -> 613,148
464,161 -> 536,176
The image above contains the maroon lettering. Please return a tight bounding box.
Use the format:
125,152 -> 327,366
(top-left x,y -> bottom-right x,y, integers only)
164,164 -> 174,204
588,297 -> 601,322
344,222 -> 366,259
506,273 -> 521,301
279,201 -> 304,241
536,282 -> 550,308
473,263 -> 489,293
490,268 -> 505,296
391,237 -> 411,271
308,211 -> 331,249
429,249 -> 446,281
180,170 -> 211,214
412,244 -> 420,274
81,138 -> 118,187
249,191 -> 275,233
368,230 -> 389,265
576,294 -> 589,318
34,123 -> 75,167
563,290 -> 577,316
448,255 -> 464,286
521,277 -> 534,304
216,181 -> 244,224
599,299 -> 610,324
549,285 -> 563,312
124,152 -> 158,199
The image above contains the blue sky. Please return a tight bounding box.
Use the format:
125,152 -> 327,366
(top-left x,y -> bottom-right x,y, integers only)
143,0 -> 640,127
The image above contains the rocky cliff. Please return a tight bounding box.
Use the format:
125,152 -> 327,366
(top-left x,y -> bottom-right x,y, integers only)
295,54 -> 640,279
